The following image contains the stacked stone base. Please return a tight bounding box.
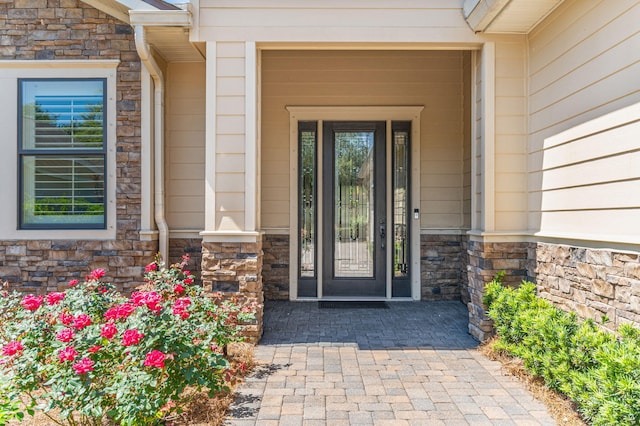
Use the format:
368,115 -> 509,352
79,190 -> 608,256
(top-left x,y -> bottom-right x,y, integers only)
201,240 -> 264,342
0,240 -> 157,294
262,234 -> 290,300
420,234 -> 469,302
169,238 -> 203,283
466,241 -> 530,341
532,242 -> 640,331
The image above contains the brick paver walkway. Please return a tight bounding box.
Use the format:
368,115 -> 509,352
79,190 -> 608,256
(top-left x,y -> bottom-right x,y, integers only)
226,301 -> 556,425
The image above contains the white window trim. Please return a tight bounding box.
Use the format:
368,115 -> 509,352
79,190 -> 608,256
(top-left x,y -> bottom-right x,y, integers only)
286,106 -> 423,301
0,60 -> 118,240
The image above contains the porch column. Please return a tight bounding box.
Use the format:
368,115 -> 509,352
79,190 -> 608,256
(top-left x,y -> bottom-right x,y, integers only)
201,41 -> 263,341
467,41 -> 529,341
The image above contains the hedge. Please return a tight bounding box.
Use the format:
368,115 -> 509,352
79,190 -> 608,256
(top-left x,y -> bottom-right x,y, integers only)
483,277 -> 640,426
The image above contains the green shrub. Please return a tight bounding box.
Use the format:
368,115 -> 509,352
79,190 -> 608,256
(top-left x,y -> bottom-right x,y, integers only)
484,277 -> 640,426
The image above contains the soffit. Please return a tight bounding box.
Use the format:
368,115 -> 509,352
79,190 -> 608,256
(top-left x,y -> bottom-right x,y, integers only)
145,27 -> 204,62
464,0 -> 565,33
81,0 -> 203,62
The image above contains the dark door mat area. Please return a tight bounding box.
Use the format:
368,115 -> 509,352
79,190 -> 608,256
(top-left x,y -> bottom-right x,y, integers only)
318,301 -> 389,309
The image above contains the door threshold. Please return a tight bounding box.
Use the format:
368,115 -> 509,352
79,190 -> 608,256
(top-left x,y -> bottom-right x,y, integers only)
320,297 -> 389,301
292,297 -> 415,302
319,300 -> 389,309
289,296 -> 419,302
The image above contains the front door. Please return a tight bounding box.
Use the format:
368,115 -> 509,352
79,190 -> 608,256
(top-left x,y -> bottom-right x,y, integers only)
322,122 -> 386,297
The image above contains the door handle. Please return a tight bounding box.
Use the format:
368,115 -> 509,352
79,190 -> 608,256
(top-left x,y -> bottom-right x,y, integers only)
379,224 -> 385,239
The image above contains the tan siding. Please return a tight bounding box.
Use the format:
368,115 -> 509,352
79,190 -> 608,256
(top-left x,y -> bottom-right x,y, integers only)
528,0 -> 640,140
260,50 -> 469,230
463,52 -> 472,229
166,62 -> 206,230
216,42 -> 246,231
528,0 -> 640,241
198,0 -> 477,43
494,38 -> 528,231
473,50 -> 484,228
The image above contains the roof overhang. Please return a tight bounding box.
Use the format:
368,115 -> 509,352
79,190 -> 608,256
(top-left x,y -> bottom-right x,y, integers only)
81,0 -> 186,25
463,0 -> 565,33
81,0 -> 203,61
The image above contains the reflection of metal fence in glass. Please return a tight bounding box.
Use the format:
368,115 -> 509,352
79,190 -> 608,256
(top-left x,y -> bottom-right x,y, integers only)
393,131 -> 409,277
334,131 -> 374,278
300,130 -> 316,277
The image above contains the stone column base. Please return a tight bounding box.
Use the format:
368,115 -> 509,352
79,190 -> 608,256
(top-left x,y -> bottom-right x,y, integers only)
466,240 -> 530,341
201,239 -> 264,343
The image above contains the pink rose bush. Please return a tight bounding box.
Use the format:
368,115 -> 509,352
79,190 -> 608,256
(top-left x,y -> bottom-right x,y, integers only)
20,295 -> 43,311
58,346 -> 78,362
1,341 -> 24,357
0,256 -> 257,425
46,292 -> 65,306
143,350 -> 166,368
122,329 -> 144,346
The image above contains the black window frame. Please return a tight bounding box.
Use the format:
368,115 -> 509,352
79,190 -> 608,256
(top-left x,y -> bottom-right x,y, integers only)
17,78 -> 108,230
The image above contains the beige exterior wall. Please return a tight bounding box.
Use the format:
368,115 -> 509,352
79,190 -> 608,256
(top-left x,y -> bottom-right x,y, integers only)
494,37 -> 528,232
472,37 -> 528,235
462,53 -> 472,229
165,61 -> 206,231
527,0 -> 640,244
198,0 -> 479,43
260,50 -> 471,232
214,42 -> 248,232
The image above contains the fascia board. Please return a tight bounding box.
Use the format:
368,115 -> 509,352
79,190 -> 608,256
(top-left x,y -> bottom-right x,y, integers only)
464,0 -> 510,32
129,10 -> 191,26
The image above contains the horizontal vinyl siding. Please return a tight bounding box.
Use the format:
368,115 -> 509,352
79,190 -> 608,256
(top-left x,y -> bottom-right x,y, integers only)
528,0 -> 640,141
494,38 -> 528,231
472,50 -> 484,229
528,0 -> 640,242
260,50 -> 469,230
197,0 -> 477,43
215,42 -> 246,231
166,62 -> 206,230
463,52 -> 472,229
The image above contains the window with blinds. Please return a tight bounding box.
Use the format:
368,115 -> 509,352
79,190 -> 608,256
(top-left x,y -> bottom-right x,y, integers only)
18,79 -> 106,229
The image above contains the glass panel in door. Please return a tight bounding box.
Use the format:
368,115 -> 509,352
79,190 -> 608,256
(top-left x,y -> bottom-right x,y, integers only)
333,131 -> 374,278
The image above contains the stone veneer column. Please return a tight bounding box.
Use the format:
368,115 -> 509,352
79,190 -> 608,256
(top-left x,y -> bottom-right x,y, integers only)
467,240 -> 529,341
201,239 -> 264,342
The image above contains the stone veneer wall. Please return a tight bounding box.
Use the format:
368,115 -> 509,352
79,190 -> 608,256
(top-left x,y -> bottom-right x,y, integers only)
531,242 -> 640,331
168,238 -> 203,282
420,234 -> 469,302
262,234 -> 471,302
201,240 -> 264,342
0,0 -> 156,294
262,234 -> 290,300
467,241 -> 530,341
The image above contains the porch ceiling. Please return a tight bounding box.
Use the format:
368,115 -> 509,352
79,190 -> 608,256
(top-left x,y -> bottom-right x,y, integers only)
463,0 -> 565,33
